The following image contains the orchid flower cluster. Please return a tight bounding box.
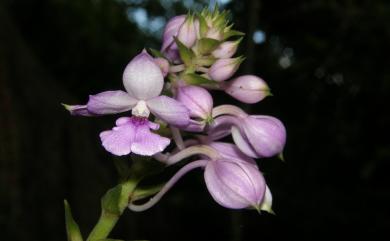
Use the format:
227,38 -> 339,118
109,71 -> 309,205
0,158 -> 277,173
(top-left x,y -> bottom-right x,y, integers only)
64,7 -> 286,241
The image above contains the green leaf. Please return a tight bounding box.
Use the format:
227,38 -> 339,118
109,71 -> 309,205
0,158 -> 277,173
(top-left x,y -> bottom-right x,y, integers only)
183,73 -> 216,86
212,2 -> 220,17
214,10 -> 229,28
224,30 -> 245,40
194,56 -> 217,66
197,38 -> 220,55
174,37 -> 195,66
96,239 -> 125,241
197,14 -> 209,37
64,200 -> 83,241
101,185 -> 123,215
149,48 -> 164,58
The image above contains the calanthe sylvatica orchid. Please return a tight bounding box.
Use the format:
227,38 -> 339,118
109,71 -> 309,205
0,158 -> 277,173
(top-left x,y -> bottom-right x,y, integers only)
63,6 -> 285,241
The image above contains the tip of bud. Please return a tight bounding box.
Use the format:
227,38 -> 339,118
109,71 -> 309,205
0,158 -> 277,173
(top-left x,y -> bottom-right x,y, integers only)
235,37 -> 244,44
61,103 -> 71,111
265,89 -> 273,97
235,56 -> 246,65
254,202 -> 276,215
253,204 -> 262,214
205,115 -> 214,125
278,152 -> 285,162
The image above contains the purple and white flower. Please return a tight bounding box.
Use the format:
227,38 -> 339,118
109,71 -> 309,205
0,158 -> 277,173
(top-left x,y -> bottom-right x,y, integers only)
64,50 -> 190,156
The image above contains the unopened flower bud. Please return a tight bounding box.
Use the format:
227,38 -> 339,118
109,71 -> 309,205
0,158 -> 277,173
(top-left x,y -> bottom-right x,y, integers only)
177,15 -> 198,48
181,120 -> 206,132
223,75 -> 271,104
208,57 -> 244,82
205,159 -> 266,209
209,142 -> 256,165
161,15 -> 186,52
205,27 -> 224,40
232,115 -> 286,158
212,38 -> 241,58
176,85 -> 213,119
154,57 -> 170,77
164,46 -> 181,63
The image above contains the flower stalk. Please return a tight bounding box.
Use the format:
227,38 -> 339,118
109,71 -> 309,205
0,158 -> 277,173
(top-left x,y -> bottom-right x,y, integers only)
87,177 -> 140,241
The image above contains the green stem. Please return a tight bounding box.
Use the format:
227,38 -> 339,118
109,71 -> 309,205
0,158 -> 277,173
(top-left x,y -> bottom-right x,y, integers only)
87,209 -> 120,241
87,179 -> 139,241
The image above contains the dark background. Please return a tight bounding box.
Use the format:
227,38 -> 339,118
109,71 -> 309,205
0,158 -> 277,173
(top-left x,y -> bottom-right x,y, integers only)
1,0 -> 389,240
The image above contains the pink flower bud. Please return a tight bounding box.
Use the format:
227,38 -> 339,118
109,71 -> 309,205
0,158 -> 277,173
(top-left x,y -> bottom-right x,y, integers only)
205,159 -> 266,209
205,27 -> 224,40
176,85 -> 213,119
161,15 -> 186,52
177,15 -> 198,48
208,142 -> 256,165
208,57 -> 244,82
212,38 -> 241,58
223,75 -> 271,104
164,45 -> 181,63
232,115 -> 286,158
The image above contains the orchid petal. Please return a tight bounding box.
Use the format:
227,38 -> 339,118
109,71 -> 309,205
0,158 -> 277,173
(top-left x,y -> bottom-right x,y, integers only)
63,104 -> 93,116
100,117 -> 170,156
209,142 -> 256,165
207,115 -> 240,140
231,126 -> 258,158
181,120 -> 206,132
100,122 -> 135,156
147,95 -> 190,127
123,51 -> 164,100
87,90 -> 137,115
131,122 -> 170,156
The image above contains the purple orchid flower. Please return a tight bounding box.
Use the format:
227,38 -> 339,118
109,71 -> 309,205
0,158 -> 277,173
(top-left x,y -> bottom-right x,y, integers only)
64,50 -> 190,156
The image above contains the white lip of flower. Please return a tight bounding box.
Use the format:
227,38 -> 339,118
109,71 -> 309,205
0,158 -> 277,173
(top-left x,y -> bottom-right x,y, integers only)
132,100 -> 150,117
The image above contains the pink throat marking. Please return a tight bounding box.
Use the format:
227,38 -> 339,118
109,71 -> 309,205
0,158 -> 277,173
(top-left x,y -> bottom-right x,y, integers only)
130,116 -> 148,126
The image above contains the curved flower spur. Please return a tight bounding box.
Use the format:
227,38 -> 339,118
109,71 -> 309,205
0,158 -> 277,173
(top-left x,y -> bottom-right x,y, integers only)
64,50 -> 190,156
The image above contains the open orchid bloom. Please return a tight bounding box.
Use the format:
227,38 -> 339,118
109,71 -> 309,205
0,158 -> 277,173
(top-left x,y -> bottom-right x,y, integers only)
64,50 -> 190,156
